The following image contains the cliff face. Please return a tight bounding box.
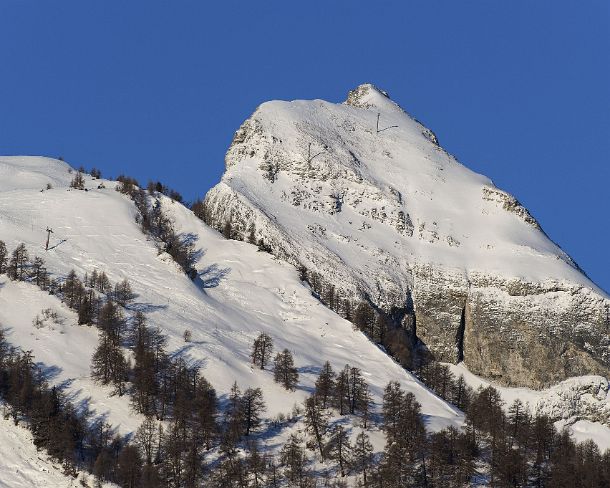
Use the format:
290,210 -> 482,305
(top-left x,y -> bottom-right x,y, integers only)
203,84 -> 610,388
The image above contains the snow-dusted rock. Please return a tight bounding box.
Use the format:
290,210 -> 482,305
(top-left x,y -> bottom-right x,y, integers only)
203,83 -> 610,388
535,376 -> 610,424
448,363 -> 610,441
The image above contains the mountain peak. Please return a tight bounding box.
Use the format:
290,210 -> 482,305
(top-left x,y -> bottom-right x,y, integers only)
204,86 -> 610,388
345,83 -> 403,113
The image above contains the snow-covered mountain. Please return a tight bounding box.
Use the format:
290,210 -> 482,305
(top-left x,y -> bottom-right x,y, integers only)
1,86 -> 609,484
0,155 -> 463,484
203,84 -> 610,389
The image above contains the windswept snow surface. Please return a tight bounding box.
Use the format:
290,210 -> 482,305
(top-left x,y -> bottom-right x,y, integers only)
0,156 -> 462,464
0,156 -> 73,193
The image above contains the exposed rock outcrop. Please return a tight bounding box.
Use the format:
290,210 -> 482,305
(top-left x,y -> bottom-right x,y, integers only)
536,376 -> 610,425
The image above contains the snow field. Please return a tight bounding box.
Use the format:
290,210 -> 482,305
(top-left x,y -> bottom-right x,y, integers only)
0,156 -> 462,461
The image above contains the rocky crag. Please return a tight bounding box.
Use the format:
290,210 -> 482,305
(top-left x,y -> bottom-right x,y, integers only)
203,84 -> 610,388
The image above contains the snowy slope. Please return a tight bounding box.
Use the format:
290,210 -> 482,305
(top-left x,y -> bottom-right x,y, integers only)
0,156 -> 73,193
0,156 -> 462,458
203,84 -> 610,388
212,90 -> 589,285
0,413 -> 112,488
0,278 -> 140,435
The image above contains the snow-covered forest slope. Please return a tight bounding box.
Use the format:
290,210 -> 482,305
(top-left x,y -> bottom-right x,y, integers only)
1,134 -> 609,486
0,155 -> 460,449
203,84 -> 610,389
0,413 -> 112,488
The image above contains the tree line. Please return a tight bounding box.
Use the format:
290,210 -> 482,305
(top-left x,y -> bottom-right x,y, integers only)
53,167 -> 197,279
115,175 -> 199,279
3,239 -> 610,487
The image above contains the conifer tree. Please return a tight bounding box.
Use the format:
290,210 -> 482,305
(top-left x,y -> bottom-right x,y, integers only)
352,431 -> 374,485
381,382 -> 428,486
250,332 -> 274,370
183,432 -> 203,488
529,413 -> 554,484
314,361 -> 335,409
241,387 -> 266,436
114,278 -> 136,307
353,302 -> 375,337
466,385 -> 505,445
8,243 -> 29,281
116,444 -> 142,488
193,377 -> 218,451
373,313 -> 390,343
381,381 -> 403,441
507,398 -> 530,448
161,421 -> 187,487
92,448 -> 113,487
62,269 -> 85,309
273,349 -> 299,391
91,331 -> 128,395
31,256 -> 49,289
140,464 -> 162,488
428,426 -> 475,488
334,365 -> 350,415
88,269 -> 98,289
246,441 -> 269,488
358,383 -> 373,429
325,424 -> 351,477
97,300 -> 125,345
303,395 -> 328,460
347,366 -> 369,415
70,171 -> 85,190
95,271 -> 112,294
190,198 -> 207,222
135,415 -> 158,465
221,382 -> 244,454
450,374 -> 472,411
131,313 -> 160,416
280,434 -> 308,485
78,294 -> 94,325
0,240 -> 8,274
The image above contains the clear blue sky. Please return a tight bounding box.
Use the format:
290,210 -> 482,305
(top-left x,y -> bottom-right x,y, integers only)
1,1 -> 608,291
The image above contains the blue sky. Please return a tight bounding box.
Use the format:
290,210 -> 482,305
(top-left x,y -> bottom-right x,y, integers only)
1,1 -> 608,291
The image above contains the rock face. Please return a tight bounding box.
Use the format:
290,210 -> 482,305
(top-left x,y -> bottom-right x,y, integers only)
203,83 -> 610,388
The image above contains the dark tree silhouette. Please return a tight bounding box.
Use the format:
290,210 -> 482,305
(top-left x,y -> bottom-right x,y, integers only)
303,395 -> 328,460
70,171 -> 85,190
8,243 -> 29,281
241,387 -> 266,436
0,240 -> 7,274
250,333 -> 274,370
273,349 -> 299,391
314,361 -> 336,409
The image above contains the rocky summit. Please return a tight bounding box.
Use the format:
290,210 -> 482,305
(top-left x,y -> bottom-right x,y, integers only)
203,83 -> 610,388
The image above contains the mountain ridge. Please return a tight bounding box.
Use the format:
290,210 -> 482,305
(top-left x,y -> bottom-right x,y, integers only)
203,83 -> 610,388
